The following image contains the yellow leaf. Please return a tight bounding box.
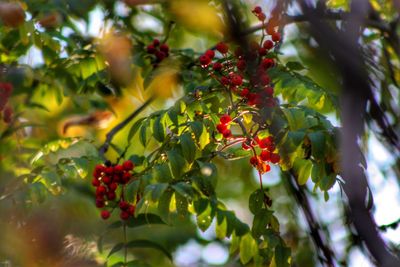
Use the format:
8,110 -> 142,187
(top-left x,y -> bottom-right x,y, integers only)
169,0 -> 225,35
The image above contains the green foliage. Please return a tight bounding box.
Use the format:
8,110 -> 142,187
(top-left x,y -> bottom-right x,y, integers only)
0,1 -> 361,266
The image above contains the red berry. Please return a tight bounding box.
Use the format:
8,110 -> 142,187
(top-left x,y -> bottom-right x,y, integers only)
257,13 -> 266,21
153,39 -> 160,46
258,47 -> 267,56
109,183 -> 118,191
250,156 -> 258,166
264,86 -> 274,96
91,178 -> 100,187
128,205 -> 136,216
120,211 -> 130,220
267,144 -> 276,152
156,51 -> 166,62
93,164 -> 105,178
114,165 -> 124,173
270,153 -> 280,164
260,74 -> 271,85
122,172 -> 131,183
122,160 -> 134,171
216,42 -> 229,54
260,150 -> 271,161
4,106 -> 14,123
220,114 -> 232,124
263,40 -> 274,50
105,167 -> 113,175
160,43 -> 169,53
107,191 -> 116,200
113,174 -> 121,184
236,60 -> 246,71
253,6 -> 262,14
101,210 -> 111,220
119,201 -> 129,210
221,76 -> 230,85
146,44 -> 156,54
216,123 -> 227,133
199,55 -> 211,66
205,49 -> 215,59
240,88 -> 250,97
272,32 -> 281,42
242,141 -> 251,151
96,186 -> 107,196
102,176 -> 112,184
222,129 -> 232,138
230,74 -> 243,86
96,199 -> 105,208
261,58 -> 274,69
212,62 -> 223,71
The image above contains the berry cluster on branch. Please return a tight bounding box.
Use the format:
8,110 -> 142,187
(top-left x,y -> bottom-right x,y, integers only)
92,160 -> 137,220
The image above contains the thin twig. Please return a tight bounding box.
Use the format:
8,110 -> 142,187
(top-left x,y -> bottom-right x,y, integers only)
99,96 -> 155,159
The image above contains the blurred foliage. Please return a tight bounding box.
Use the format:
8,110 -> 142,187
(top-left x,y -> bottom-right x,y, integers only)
0,0 -> 399,267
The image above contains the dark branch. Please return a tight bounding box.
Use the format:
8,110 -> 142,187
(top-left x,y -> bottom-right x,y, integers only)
295,2 -> 400,266
98,96 -> 155,159
285,172 -> 336,267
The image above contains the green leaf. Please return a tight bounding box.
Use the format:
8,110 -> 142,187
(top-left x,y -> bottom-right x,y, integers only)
249,189 -> 264,215
28,182 -> 48,204
196,200 -> 214,231
275,245 -> 291,267
239,233 -> 258,264
167,149 -> 187,179
108,242 -> 124,258
128,118 -> 146,142
152,115 -> 166,142
179,133 -> 196,163
216,215 -> 228,239
125,240 -> 172,261
139,121 -> 150,147
190,121 -> 210,149
286,61 -> 305,71
293,159 -> 313,185
145,183 -> 169,202
107,221 -> 123,230
175,192 -> 189,218
252,209 -> 273,238
126,214 -> 166,228
154,163 -> 173,183
311,162 -> 326,183
125,180 -> 140,202
308,131 -> 326,160
157,189 -> 173,223
230,232 -> 240,254
171,182 -> 195,200
319,173 -> 336,191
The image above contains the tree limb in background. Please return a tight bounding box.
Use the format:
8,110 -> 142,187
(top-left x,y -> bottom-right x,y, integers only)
296,1 -> 400,266
284,171 -> 336,267
98,96 -> 155,159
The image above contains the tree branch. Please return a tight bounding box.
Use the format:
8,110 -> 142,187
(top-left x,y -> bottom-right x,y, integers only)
295,2 -> 400,266
241,10 -> 391,36
98,96 -> 155,159
284,172 -> 336,267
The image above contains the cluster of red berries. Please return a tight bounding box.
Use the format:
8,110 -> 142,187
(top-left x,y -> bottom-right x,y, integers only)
216,114 -> 233,138
146,39 -> 169,67
252,6 -> 281,43
198,8 -> 280,110
0,83 -> 13,123
246,136 -> 280,174
92,160 -> 136,220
